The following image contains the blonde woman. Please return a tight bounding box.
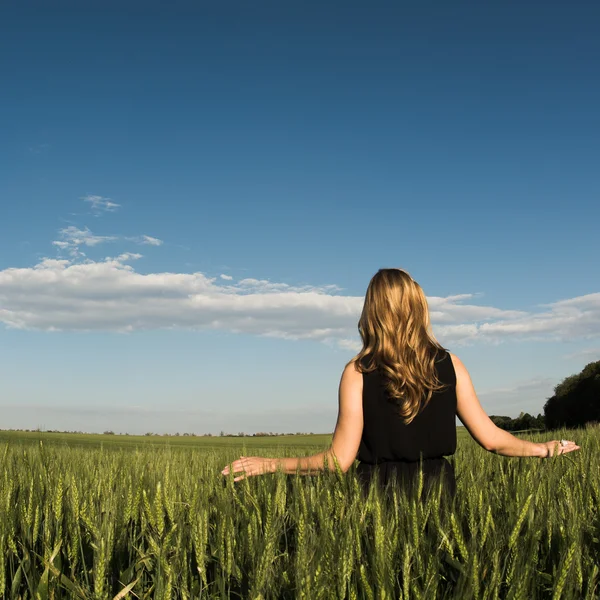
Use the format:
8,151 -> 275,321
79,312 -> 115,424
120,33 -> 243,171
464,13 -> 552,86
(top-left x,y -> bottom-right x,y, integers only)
221,269 -> 580,500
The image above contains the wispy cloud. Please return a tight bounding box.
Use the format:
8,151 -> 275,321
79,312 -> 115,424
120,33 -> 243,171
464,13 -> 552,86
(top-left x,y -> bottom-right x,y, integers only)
52,226 -> 118,258
125,235 -> 164,246
220,274 -> 233,281
562,348 -> 600,362
1,252 -> 598,348
111,252 -> 143,262
52,226 -> 163,259
82,194 -> 120,215
434,293 -> 600,345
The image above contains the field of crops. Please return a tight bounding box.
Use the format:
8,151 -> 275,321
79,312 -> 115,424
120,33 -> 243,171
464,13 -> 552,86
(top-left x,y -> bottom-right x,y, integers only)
0,425 -> 598,599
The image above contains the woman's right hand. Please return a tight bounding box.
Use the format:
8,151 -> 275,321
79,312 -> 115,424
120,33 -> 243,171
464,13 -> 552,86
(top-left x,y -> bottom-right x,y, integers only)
539,439 -> 580,457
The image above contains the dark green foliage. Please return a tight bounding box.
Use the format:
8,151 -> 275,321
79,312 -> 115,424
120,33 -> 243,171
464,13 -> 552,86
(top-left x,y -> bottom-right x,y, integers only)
544,361 -> 600,429
490,412 -> 545,431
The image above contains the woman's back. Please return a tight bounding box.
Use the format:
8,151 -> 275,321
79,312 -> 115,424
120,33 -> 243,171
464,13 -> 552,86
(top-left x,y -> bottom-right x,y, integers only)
356,347 -> 458,500
357,347 -> 457,463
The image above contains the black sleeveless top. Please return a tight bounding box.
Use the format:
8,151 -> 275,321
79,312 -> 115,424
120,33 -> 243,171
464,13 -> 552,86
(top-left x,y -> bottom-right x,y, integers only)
357,348 -> 457,465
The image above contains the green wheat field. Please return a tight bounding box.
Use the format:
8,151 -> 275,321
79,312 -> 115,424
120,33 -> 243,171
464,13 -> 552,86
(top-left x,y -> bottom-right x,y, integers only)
0,425 -> 598,600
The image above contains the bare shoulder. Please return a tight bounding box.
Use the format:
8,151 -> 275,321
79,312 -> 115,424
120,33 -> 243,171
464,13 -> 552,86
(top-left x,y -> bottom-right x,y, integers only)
448,353 -> 477,390
342,358 -> 363,382
339,359 -> 363,410
448,352 -> 467,375
448,352 -> 460,366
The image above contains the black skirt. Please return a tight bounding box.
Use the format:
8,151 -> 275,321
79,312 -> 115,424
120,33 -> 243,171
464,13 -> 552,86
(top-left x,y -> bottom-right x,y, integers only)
355,457 -> 456,504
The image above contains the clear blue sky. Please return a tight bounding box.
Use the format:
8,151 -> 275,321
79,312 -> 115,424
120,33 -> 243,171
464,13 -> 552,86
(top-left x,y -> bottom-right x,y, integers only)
1,0 -> 598,434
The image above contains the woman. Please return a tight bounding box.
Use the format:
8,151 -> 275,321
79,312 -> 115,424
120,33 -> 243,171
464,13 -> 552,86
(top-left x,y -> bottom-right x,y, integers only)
221,268 -> 580,500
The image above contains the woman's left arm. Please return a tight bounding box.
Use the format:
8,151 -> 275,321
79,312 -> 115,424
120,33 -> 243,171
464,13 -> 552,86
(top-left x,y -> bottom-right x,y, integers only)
221,360 -> 364,481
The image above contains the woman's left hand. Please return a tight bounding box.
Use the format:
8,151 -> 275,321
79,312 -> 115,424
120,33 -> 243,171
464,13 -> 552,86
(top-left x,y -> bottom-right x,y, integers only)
221,456 -> 275,481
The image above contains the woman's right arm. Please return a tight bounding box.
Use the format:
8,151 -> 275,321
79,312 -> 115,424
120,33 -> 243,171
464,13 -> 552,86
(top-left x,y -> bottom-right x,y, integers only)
450,353 -> 579,458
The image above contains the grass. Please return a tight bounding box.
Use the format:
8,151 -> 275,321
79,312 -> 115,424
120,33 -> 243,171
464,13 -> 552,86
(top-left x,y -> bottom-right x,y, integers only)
0,428 -> 472,450
0,424 -> 597,599
0,429 -> 335,450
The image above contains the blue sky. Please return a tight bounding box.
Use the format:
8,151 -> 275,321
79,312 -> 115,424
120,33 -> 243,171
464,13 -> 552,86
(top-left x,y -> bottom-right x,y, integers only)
1,0 -> 598,435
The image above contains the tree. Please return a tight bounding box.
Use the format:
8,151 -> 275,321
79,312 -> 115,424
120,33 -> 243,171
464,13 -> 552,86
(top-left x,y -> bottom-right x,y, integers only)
544,360 -> 600,429
489,413 -> 545,432
490,415 -> 512,429
513,412 -> 536,431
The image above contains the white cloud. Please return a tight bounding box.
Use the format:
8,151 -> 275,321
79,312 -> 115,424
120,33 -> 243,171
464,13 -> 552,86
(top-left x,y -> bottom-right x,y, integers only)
110,252 -> 143,262
0,254 -> 598,348
82,195 -> 120,214
124,235 -> 164,246
139,235 -> 163,246
55,226 -> 117,247
220,274 -> 233,281
52,226 -> 163,259
235,278 -> 342,294
52,226 -> 118,258
333,339 -> 362,352
51,241 -> 70,250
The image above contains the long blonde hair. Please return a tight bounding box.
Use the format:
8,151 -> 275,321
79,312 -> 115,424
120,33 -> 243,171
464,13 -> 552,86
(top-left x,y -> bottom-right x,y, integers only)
353,268 -> 447,424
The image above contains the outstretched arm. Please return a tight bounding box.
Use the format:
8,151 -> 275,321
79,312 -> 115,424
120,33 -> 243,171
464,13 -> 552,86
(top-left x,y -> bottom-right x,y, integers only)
451,353 -> 579,457
222,360 -> 364,481
272,360 -> 364,474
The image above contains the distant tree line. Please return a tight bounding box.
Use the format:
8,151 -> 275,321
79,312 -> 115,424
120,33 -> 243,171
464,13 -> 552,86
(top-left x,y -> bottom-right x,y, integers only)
2,429 -> 317,437
544,360 -> 600,430
219,431 -> 315,437
488,359 -> 599,432
489,412 -> 545,432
